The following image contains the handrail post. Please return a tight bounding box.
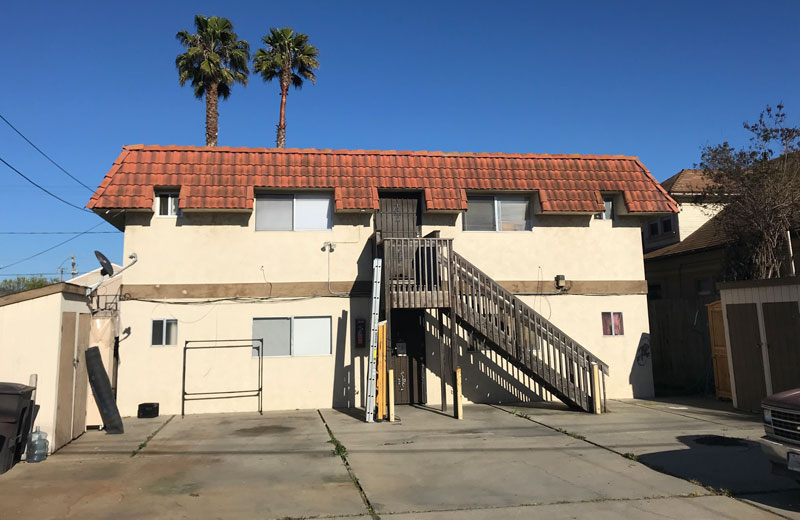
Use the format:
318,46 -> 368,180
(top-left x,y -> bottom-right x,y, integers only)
590,362 -> 602,414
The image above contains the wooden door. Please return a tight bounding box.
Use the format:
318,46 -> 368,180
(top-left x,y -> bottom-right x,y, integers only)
707,301 -> 731,399
54,312 -> 77,450
375,193 -> 421,239
726,303 -> 766,412
391,310 -> 426,405
71,314 -> 91,439
763,301 -> 800,394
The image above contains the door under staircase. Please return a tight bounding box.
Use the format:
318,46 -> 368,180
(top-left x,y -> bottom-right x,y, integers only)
379,236 -> 608,414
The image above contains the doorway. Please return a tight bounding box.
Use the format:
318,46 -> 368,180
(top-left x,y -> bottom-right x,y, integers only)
375,193 -> 421,239
390,309 -> 427,405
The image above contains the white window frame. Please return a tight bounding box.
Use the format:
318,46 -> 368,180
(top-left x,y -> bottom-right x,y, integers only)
151,319 -> 178,346
156,192 -> 180,217
255,193 -> 333,231
252,315 -> 332,357
463,195 -> 532,232
601,312 -> 624,336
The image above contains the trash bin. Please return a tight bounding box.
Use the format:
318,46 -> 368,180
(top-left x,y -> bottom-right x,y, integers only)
0,383 -> 35,474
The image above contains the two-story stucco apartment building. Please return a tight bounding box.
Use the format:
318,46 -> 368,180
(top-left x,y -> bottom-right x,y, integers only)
87,145 -> 677,418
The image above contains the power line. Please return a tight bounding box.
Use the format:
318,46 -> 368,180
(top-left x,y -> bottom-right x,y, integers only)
0,231 -> 118,235
0,113 -> 94,192
0,272 -> 61,277
0,155 -> 93,213
0,221 -> 107,271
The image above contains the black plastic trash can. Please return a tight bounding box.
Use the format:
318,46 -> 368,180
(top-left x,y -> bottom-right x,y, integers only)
0,383 -> 35,474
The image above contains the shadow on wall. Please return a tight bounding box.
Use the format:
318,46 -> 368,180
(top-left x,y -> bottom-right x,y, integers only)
629,333 -> 654,399
332,309 -> 352,409
423,310 -> 545,406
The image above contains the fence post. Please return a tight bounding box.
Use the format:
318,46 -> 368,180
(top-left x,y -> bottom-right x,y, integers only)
388,369 -> 395,422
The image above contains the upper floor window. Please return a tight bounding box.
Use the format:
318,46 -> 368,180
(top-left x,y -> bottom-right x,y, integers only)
255,193 -> 332,231
157,192 -> 179,217
594,196 -> 614,220
463,196 -> 532,231
601,312 -> 624,336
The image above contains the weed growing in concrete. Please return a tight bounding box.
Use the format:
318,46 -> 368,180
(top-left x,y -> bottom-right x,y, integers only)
328,437 -> 348,458
623,452 -> 638,461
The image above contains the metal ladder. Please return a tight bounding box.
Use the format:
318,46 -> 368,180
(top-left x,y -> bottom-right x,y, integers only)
365,258 -> 382,423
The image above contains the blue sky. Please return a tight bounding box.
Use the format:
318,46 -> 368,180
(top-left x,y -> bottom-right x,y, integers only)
1,1 -> 798,276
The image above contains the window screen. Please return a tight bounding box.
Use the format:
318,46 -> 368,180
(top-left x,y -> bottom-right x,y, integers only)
256,195 -> 293,230
292,317 -> 332,356
464,197 -> 496,231
151,320 -> 163,345
294,194 -> 332,230
497,198 -> 531,231
252,317 -> 291,356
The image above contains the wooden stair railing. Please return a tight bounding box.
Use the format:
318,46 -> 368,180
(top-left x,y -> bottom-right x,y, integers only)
449,252 -> 608,412
380,237 -> 608,413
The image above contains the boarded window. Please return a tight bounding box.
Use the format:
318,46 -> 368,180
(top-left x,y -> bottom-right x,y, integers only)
601,312 -> 624,336
152,319 -> 178,346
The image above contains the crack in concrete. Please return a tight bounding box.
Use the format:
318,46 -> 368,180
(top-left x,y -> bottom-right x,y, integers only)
130,415 -> 175,457
317,410 -> 380,520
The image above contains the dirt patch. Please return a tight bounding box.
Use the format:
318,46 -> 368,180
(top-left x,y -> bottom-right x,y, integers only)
234,425 -> 294,436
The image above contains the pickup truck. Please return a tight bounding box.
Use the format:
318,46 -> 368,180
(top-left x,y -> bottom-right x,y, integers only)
760,388 -> 800,482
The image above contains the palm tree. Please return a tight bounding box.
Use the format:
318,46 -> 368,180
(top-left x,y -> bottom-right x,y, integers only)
176,15 -> 250,147
253,28 -> 319,148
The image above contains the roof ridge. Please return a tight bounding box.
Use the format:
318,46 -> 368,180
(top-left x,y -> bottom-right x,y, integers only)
121,144 -> 642,161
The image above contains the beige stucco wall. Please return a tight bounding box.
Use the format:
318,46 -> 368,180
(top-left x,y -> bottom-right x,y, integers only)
122,209 -> 645,286
116,297 -> 370,417
114,204 -> 653,413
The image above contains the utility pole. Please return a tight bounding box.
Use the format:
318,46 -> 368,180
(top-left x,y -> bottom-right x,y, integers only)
70,255 -> 78,278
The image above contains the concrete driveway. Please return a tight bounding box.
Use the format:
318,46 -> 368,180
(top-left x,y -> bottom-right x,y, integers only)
0,400 -> 795,519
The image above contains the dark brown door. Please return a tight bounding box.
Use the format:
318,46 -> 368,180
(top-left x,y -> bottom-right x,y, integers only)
391,310 -> 426,405
375,193 -> 421,239
726,303 -> 766,412
763,302 -> 800,394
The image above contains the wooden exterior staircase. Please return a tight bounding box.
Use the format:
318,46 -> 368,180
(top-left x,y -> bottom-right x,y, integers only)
382,236 -> 608,413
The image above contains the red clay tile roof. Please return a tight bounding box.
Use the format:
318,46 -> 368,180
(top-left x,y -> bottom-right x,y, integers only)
660,169 -> 714,195
87,145 -> 678,215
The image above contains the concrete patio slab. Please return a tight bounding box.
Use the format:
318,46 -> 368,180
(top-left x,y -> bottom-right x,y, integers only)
382,495 -> 780,519
0,411 -> 368,520
322,405 -> 707,515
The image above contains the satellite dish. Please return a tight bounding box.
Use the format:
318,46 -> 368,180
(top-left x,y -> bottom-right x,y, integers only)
95,250 -> 114,277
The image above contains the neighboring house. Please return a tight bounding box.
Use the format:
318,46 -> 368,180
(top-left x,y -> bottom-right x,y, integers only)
0,268 -> 121,452
642,169 -> 719,253
644,213 -> 729,396
86,145 -> 677,418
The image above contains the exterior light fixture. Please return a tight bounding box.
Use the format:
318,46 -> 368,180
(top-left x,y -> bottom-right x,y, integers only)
555,275 -> 566,290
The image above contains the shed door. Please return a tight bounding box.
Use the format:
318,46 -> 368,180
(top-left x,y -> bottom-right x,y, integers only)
375,194 -> 421,239
707,302 -> 731,399
72,313 -> 91,439
726,303 -> 766,412
54,313 -> 77,450
763,301 -> 800,394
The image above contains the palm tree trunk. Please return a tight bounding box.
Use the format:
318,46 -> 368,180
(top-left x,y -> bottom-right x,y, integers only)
276,70 -> 290,148
206,82 -> 219,147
